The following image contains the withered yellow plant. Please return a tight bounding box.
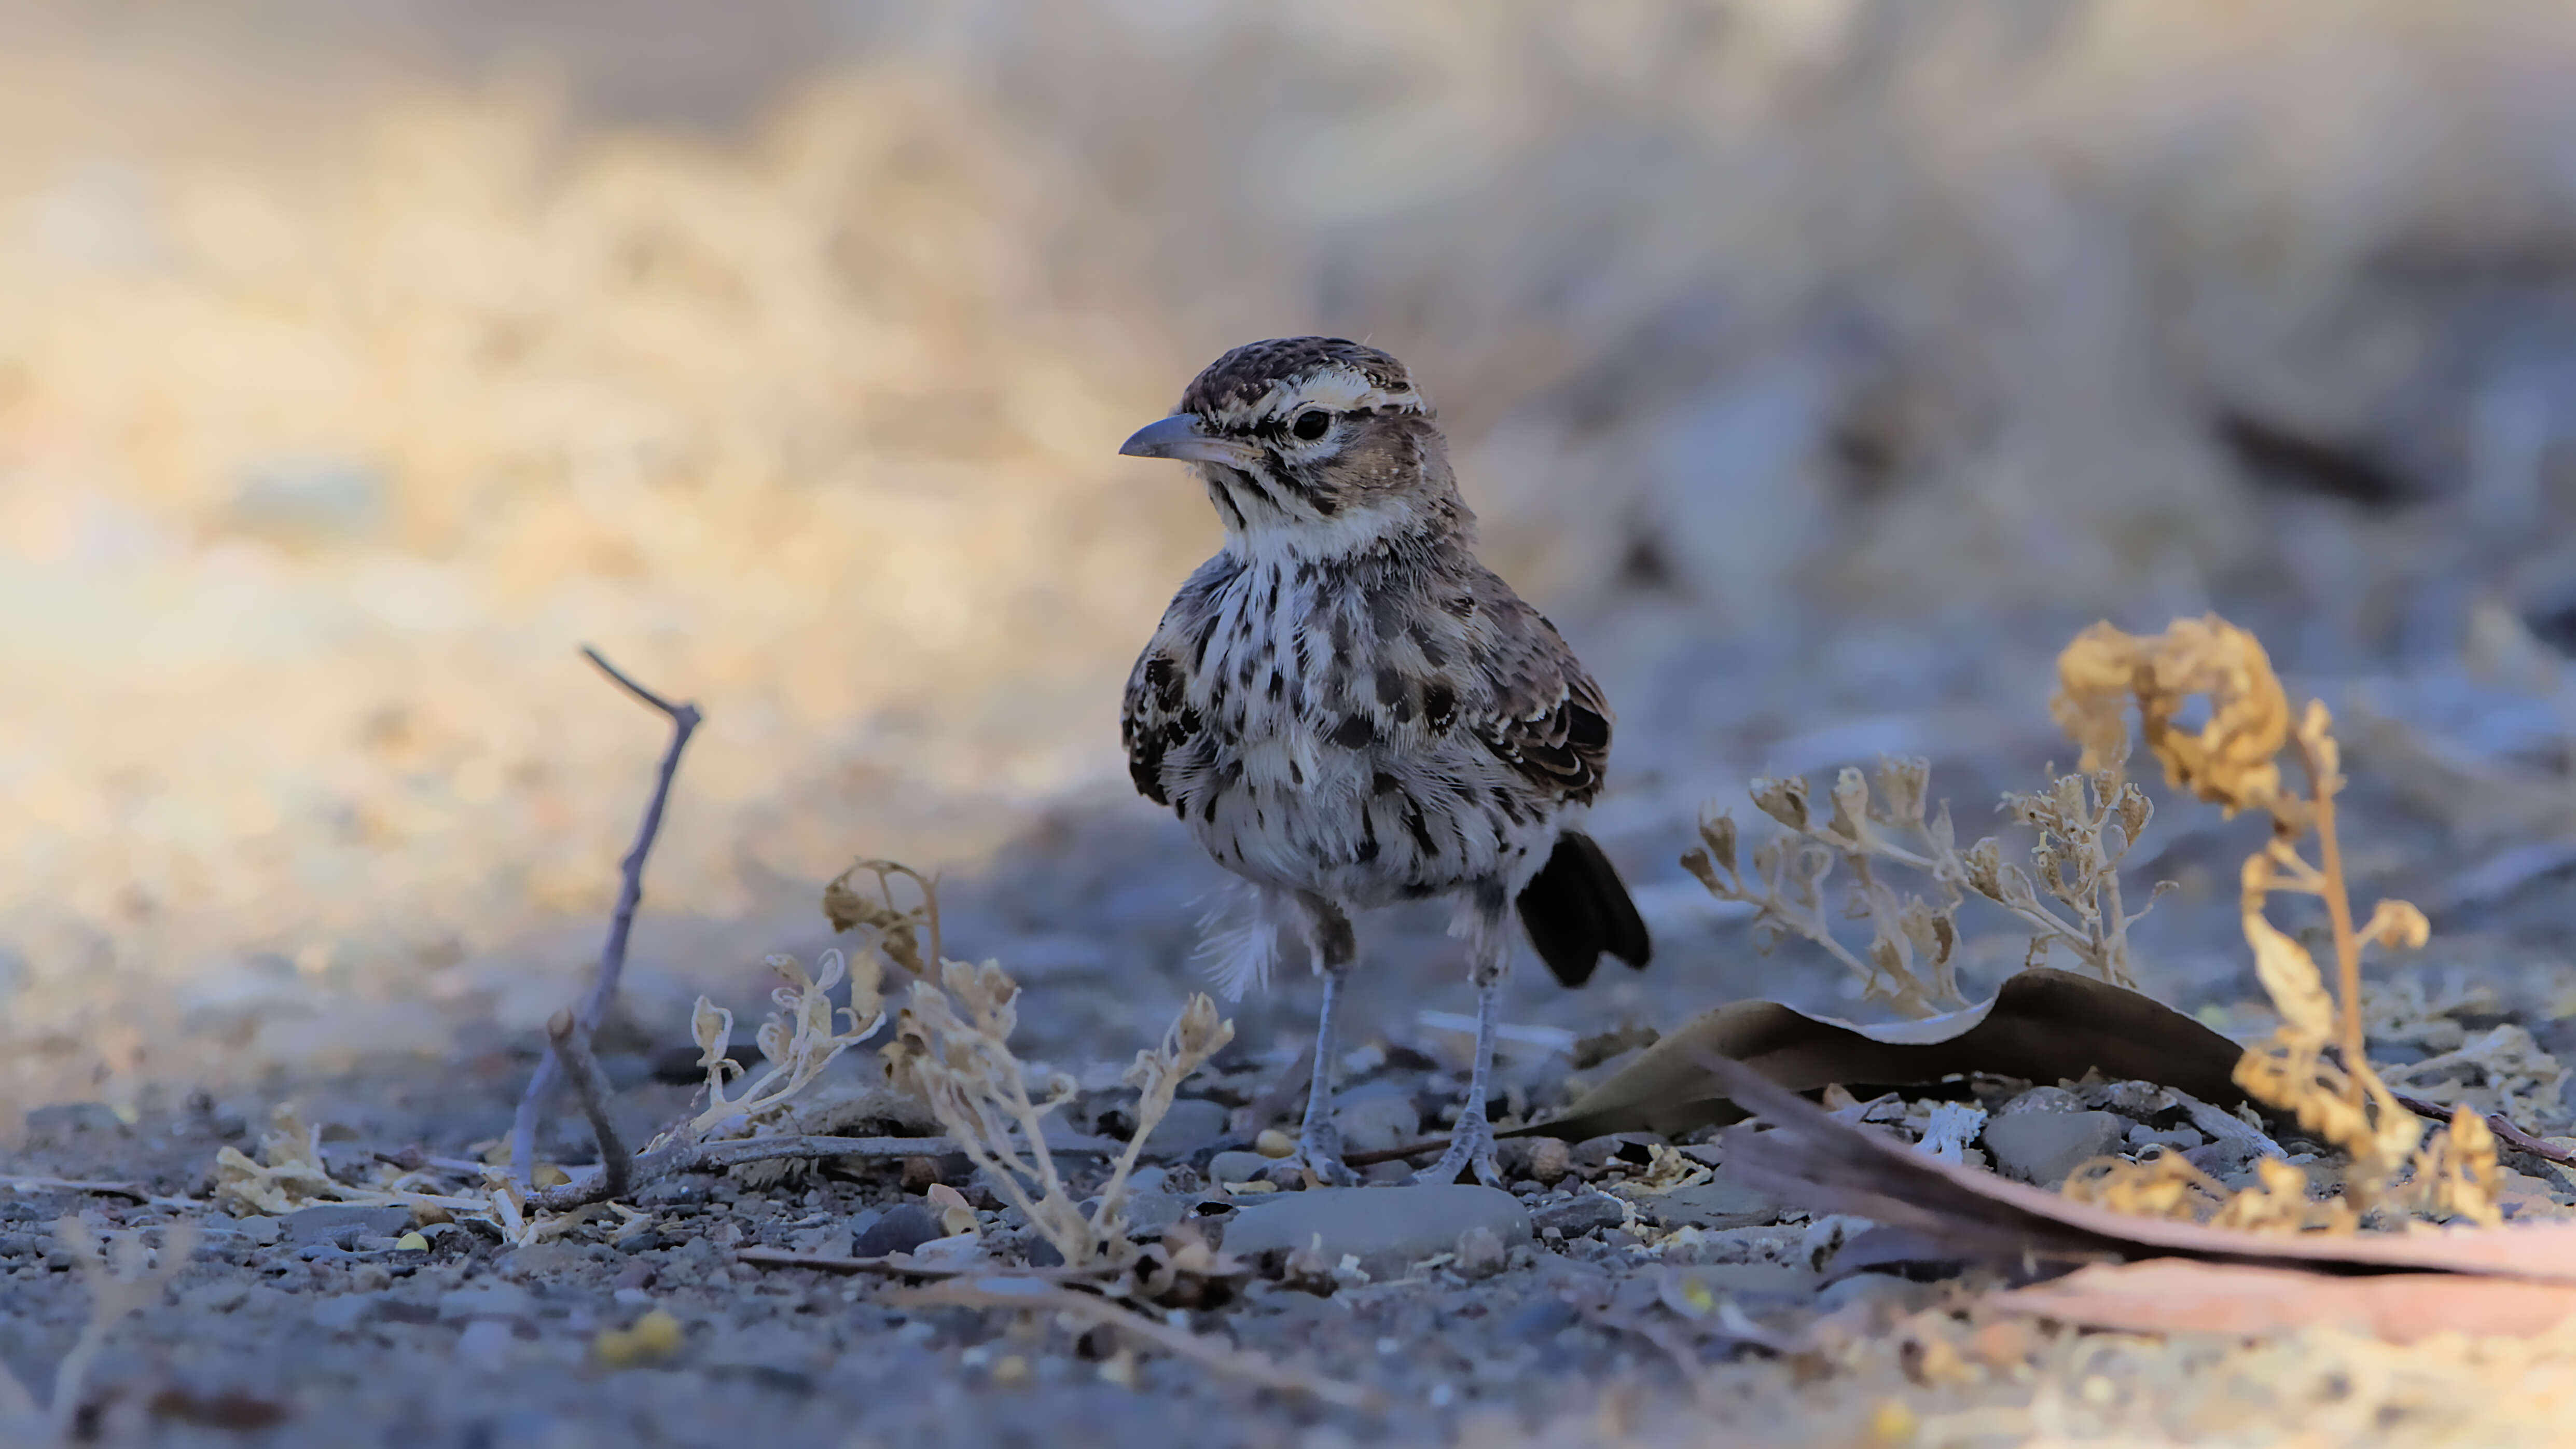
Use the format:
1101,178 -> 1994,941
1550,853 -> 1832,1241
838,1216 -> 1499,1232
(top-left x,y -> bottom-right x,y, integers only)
1685,751 -> 2162,1014
2050,615 -> 2496,1227
885,958 -> 1232,1269
823,858 -> 940,974
667,948 -> 888,1144
213,1105 -> 486,1221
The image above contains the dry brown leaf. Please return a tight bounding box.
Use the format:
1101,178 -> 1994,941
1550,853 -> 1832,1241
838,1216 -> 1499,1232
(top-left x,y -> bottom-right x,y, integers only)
1997,1259 -> 2576,1343
1696,1050 -> 2576,1282
1514,968 -> 2247,1142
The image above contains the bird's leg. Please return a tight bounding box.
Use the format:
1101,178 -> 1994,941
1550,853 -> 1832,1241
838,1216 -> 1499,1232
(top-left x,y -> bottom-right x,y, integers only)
1285,894 -> 1357,1187
1420,886 -> 1509,1188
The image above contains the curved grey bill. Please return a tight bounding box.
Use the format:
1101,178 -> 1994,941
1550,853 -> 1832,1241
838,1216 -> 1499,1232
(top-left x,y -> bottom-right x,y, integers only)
1118,413 -> 1248,465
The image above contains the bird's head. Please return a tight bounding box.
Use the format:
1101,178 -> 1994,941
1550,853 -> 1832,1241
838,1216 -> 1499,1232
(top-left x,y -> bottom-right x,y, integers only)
1120,337 -> 1470,559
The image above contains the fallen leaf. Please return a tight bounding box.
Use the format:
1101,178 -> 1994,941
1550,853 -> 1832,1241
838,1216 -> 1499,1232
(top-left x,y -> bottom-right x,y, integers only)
1695,1050 -> 2576,1282
1997,1259 -> 2576,1342
1518,968 -> 2248,1141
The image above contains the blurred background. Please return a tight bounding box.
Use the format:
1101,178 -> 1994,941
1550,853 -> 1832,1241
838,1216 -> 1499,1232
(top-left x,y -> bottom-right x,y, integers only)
12,0 -> 2576,1116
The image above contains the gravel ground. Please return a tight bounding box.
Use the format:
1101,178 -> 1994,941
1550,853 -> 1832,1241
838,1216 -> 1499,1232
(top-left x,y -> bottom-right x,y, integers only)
18,5 -> 2576,1445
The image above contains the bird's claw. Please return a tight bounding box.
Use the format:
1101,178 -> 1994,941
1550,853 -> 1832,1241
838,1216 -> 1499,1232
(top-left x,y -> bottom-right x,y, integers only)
1415,1112 -> 1504,1188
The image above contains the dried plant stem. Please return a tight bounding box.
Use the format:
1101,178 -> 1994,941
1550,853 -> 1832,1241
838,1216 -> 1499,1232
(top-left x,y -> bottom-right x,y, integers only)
548,1010 -> 631,1200
511,646 -> 702,1190
2293,735 -> 2370,1107
524,1132 -> 1120,1213
887,1280 -> 1380,1409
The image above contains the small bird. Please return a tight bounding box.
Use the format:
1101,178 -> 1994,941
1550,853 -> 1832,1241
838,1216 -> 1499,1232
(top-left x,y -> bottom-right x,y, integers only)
1117,337 -> 1651,1186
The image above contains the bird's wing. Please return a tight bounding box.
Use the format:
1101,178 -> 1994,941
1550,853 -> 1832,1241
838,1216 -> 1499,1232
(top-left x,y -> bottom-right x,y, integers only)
1465,573 -> 1612,807
1121,556 -> 1236,807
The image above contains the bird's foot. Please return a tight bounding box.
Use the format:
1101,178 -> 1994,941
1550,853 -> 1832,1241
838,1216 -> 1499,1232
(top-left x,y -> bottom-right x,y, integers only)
1415,1110 -> 1504,1188
1259,1125 -> 1355,1189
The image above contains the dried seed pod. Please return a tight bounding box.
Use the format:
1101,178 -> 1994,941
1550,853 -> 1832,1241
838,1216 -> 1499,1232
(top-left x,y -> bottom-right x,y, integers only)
1828,767 -> 1871,844
1752,776 -> 1810,832
1874,756 -> 1929,826
1961,838 -> 2005,900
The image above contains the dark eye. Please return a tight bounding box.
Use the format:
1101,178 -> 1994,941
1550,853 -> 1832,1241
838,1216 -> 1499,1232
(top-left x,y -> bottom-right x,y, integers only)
1292,410 -> 1332,441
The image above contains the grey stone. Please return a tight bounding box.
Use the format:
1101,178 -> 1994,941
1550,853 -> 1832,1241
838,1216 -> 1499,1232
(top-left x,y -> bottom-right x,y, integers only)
1984,1109 -> 2126,1187
1531,1192 -> 1627,1238
1617,1175 -> 1790,1230
282,1204 -> 414,1248
1996,1085 -> 2085,1116
854,1204 -> 939,1258
1208,1151 -> 1276,1186
437,1284 -> 535,1321
1332,1089 -> 1422,1156
786,1225 -> 852,1256
21,1102 -> 125,1140
1223,1184 -> 1531,1278
0,1233 -> 44,1259
2185,1137 -> 2260,1180
1144,1098 -> 1230,1157
233,1216 -> 283,1247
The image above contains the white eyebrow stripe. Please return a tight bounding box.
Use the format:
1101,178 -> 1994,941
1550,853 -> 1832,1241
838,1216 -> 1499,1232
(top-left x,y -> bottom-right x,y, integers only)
1206,363 -> 1420,427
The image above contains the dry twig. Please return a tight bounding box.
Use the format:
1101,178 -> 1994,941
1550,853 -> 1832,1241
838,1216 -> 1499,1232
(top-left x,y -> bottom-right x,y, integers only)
510,646 -> 702,1190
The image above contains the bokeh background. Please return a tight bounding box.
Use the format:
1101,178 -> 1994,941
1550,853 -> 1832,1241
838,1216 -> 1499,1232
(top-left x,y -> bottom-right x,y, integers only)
12,0 -> 2576,1116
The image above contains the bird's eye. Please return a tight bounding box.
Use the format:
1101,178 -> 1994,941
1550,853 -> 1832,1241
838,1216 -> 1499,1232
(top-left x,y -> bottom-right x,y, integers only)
1292,410 -> 1332,441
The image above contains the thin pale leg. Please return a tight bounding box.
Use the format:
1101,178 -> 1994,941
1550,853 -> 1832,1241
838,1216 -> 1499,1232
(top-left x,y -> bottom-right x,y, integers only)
1420,887 -> 1509,1187
1286,894 -> 1357,1186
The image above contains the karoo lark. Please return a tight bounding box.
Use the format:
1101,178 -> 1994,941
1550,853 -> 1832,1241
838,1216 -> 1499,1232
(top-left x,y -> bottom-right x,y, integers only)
1118,337 -> 1651,1186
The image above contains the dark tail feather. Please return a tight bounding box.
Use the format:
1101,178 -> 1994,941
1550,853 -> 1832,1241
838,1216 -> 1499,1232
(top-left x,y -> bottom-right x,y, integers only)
1516,832 -> 1653,987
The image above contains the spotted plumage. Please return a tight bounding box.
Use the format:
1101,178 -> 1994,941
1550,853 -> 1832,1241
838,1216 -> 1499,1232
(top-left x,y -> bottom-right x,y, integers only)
1117,337 -> 1651,1187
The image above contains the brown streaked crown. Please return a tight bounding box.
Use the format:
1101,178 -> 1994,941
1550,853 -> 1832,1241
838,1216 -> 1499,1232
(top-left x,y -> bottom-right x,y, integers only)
1179,337 -> 1419,422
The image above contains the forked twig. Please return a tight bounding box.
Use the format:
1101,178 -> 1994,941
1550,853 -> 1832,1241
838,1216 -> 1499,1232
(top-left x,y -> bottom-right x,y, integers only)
2393,1091 -> 2576,1170
884,1280 -> 1381,1409
510,646 -> 703,1190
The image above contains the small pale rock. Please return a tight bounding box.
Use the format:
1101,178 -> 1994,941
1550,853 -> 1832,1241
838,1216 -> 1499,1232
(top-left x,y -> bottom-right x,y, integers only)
1208,1151 -> 1274,1186
1995,1085 -> 2084,1117
787,1226 -> 853,1256
283,1204 -> 413,1248
1526,1137 -> 1572,1185
1452,1225 -> 1507,1279
233,1216 -> 282,1247
1531,1192 -> 1627,1238
1224,1184 -> 1531,1278
1983,1110 -> 2126,1187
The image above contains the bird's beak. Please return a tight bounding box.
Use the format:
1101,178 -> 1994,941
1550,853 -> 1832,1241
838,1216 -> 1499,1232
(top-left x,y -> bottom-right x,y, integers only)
1119,414 -> 1250,466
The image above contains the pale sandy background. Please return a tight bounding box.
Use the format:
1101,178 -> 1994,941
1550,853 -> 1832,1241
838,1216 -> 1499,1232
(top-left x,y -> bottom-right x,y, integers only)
11,0 -> 2576,1120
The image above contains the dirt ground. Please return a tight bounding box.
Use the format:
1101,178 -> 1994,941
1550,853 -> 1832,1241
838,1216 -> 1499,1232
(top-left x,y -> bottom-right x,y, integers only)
16,4 -> 2576,1445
